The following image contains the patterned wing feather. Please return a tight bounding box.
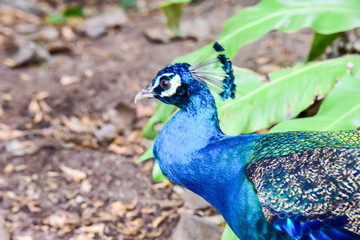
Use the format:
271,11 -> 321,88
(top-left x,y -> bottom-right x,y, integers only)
251,131 -> 360,162
247,147 -> 360,240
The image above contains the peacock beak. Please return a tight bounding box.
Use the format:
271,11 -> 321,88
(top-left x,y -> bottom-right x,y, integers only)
134,84 -> 155,103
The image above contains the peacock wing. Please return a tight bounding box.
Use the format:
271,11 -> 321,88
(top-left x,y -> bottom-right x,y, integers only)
246,147 -> 360,240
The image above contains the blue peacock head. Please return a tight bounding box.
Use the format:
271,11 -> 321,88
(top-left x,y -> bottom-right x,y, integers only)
135,42 -> 236,108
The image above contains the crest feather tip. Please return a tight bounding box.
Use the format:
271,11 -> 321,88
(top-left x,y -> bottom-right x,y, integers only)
213,42 -> 225,52
190,42 -> 236,100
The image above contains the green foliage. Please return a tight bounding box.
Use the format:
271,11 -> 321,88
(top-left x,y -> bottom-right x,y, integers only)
219,56 -> 360,134
142,103 -> 175,140
120,0 -> 137,10
46,12 -> 66,25
175,0 -> 360,64
136,144 -> 153,163
272,68 -> 360,132
45,6 -> 84,25
160,0 -> 191,37
307,32 -> 341,61
152,161 -> 167,182
221,225 -> 239,240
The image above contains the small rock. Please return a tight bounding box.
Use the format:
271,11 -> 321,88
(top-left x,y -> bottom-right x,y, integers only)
8,0 -> 43,15
181,188 -> 211,210
4,44 -> 35,68
60,75 -> 80,85
181,17 -> 210,42
61,26 -> 76,41
80,179 -> 92,194
108,102 -> 136,134
94,124 -> 117,142
170,212 -> 223,240
0,215 -> 10,240
256,64 -> 279,74
47,41 -> 72,54
353,40 -> 360,52
15,24 -> 39,34
60,164 -> 87,183
38,26 -> 60,41
255,56 -> 271,65
85,26 -> 107,39
143,27 -> 173,44
84,8 -> 128,38
5,139 -> 39,156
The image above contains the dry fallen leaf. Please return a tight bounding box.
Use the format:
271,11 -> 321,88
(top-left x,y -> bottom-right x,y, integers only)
109,193 -> 138,217
74,233 -> 95,240
5,139 -> 39,156
145,228 -> 164,238
60,75 -> 80,85
2,92 -> 13,101
151,210 -> 175,228
3,163 -> 15,174
80,223 -> 105,234
153,180 -> 172,190
61,116 -> 97,134
0,127 -> 24,140
0,129 -> 23,139
26,200 -> 41,213
117,223 -> 140,236
46,213 -> 67,228
128,218 -> 144,228
107,143 -> 133,155
80,179 -> 92,194
28,91 -> 52,123
141,206 -> 156,215
60,164 -> 87,182
14,164 -> 27,171
15,236 -> 33,240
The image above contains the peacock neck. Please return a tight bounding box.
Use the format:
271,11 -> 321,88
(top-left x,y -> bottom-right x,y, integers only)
182,91 -> 223,137
154,91 -> 224,181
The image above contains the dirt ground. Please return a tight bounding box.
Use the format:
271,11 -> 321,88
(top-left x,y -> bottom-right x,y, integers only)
0,0 -> 313,239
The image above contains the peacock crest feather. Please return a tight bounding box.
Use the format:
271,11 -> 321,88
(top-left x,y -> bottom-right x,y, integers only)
189,42 -> 236,100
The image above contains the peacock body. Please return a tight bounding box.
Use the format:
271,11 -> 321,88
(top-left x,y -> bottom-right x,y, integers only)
135,43 -> 360,240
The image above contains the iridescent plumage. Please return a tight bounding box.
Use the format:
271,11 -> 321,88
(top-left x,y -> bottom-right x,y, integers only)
135,42 -> 360,240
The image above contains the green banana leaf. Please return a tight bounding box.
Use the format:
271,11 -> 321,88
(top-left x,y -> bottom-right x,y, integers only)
176,0 -> 360,64
271,67 -> 360,132
161,0 -> 191,37
221,224 -> 239,240
219,56 -> 360,135
307,32 -> 342,61
142,103 -> 175,140
152,161 -> 167,182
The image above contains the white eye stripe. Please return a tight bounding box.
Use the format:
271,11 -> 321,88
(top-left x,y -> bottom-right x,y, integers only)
149,73 -> 173,92
160,74 -> 181,97
151,73 -> 182,98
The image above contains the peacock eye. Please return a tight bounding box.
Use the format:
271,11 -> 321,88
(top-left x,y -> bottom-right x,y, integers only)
160,78 -> 171,90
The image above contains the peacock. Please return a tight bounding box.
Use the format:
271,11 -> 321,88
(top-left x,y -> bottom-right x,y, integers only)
135,42 -> 360,240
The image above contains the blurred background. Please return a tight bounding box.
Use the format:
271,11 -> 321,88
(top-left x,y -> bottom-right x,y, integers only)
0,0 -> 329,239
